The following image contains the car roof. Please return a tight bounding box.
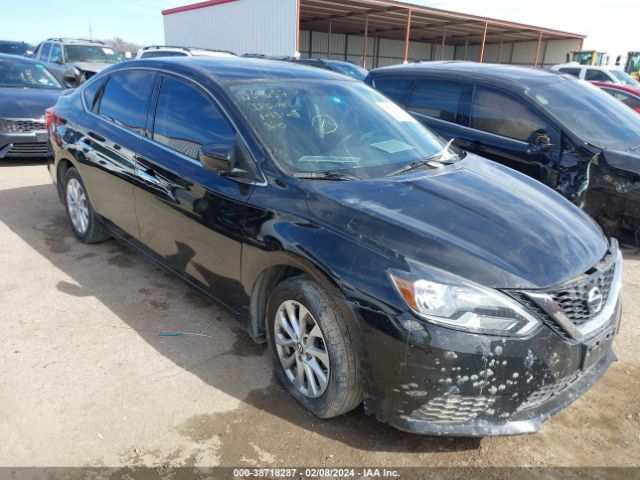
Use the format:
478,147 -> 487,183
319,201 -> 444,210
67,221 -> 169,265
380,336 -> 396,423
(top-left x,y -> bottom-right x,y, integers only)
369,61 -> 563,89
121,56 -> 353,83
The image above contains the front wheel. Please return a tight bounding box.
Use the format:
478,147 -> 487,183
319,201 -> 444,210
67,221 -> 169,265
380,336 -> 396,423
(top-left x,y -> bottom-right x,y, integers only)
266,276 -> 362,418
63,168 -> 110,243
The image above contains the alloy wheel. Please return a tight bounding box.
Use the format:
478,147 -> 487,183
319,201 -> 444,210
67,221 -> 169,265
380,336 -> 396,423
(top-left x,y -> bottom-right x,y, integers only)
66,178 -> 90,235
274,300 -> 331,398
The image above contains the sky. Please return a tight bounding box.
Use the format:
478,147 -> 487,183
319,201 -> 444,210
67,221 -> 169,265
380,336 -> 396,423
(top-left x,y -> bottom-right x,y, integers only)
2,0 -> 639,56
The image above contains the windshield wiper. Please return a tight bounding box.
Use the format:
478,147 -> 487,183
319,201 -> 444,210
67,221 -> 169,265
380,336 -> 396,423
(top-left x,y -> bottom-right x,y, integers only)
387,139 -> 458,177
292,171 -> 357,181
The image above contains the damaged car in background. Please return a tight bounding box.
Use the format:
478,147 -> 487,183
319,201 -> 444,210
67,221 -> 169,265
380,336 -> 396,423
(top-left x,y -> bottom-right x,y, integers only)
0,54 -> 63,159
47,57 -> 622,436
32,38 -> 121,87
366,62 -> 640,241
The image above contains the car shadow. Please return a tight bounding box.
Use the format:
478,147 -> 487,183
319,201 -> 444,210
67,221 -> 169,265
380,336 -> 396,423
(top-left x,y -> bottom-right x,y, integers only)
1,183 -> 482,457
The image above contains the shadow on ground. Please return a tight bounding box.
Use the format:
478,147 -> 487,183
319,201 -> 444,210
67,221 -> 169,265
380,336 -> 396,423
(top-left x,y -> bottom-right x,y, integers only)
1,183 -> 483,460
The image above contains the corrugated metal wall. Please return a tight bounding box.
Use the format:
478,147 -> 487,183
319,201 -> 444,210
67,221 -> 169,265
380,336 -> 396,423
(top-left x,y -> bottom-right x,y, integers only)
453,38 -> 579,66
301,30 -> 579,68
300,30 -> 456,68
163,0 -> 297,56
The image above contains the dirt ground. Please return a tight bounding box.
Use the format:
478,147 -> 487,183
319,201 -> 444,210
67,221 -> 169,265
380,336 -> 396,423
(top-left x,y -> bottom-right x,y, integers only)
0,160 -> 639,471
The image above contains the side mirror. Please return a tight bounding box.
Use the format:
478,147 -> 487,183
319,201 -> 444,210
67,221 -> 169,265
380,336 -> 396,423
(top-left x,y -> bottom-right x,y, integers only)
55,57 -> 64,65
199,142 -> 236,173
527,129 -> 553,154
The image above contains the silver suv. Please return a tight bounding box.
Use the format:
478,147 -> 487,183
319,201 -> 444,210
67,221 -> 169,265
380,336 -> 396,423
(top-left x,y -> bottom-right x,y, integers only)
135,45 -> 235,60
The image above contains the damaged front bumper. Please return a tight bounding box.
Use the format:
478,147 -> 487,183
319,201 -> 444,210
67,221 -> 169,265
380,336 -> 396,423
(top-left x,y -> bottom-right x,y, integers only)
350,287 -> 621,436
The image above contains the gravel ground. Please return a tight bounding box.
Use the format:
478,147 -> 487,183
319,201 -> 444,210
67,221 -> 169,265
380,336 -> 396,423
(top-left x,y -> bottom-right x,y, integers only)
0,161 -> 639,472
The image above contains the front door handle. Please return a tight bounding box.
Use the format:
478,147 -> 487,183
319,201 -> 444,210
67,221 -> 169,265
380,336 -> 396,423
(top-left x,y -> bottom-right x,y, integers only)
138,169 -> 161,185
79,139 -> 94,152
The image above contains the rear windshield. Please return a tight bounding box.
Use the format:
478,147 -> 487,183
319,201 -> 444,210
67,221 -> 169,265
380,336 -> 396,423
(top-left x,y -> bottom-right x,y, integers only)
328,62 -> 368,81
528,79 -> 640,150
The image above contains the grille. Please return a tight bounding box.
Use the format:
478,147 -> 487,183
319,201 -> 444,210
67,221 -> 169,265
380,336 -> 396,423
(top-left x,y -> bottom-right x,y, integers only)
410,394 -> 494,423
8,142 -> 49,156
510,250 -> 617,339
0,118 -> 45,133
516,372 -> 581,412
549,264 -> 615,326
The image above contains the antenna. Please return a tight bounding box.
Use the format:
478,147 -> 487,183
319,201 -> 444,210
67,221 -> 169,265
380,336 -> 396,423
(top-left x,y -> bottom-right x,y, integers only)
89,21 -> 93,41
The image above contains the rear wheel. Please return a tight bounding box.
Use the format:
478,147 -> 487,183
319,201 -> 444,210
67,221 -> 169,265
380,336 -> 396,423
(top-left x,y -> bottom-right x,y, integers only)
266,276 -> 362,418
63,168 -> 110,243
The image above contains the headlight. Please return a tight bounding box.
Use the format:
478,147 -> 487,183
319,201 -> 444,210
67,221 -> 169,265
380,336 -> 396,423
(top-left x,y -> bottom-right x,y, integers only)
388,261 -> 540,337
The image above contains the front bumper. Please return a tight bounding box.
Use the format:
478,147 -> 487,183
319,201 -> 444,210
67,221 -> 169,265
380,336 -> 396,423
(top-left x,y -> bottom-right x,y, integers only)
352,299 -> 621,437
0,131 -> 50,158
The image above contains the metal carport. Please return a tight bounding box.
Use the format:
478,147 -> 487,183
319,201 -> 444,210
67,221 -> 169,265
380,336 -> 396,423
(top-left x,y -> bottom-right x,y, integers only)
297,0 -> 585,67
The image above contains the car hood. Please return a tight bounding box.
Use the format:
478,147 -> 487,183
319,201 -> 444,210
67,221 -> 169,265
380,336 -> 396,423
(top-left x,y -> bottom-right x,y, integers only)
71,62 -> 114,73
0,87 -> 61,119
305,155 -> 608,290
600,148 -> 640,176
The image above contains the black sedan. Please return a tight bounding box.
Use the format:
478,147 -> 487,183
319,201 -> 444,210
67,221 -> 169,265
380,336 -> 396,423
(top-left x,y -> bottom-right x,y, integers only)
366,62 -> 640,239
0,54 -> 63,159
46,57 -> 621,436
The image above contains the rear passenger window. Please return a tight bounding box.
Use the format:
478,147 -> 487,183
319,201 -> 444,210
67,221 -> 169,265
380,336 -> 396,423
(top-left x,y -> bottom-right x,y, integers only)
98,70 -> 155,135
559,68 -> 581,77
585,69 -> 610,82
408,79 -> 463,122
40,43 -> 52,61
471,86 -> 547,141
152,76 -> 234,159
372,77 -> 413,104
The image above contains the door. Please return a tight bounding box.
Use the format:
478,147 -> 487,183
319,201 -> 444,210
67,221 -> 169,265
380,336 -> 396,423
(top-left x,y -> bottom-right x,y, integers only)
133,74 -> 251,307
76,69 -> 156,237
406,78 -> 468,143
461,85 -> 560,183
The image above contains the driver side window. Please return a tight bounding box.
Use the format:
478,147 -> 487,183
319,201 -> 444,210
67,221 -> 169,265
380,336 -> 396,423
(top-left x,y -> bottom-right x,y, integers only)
152,76 -> 235,160
50,44 -> 63,64
471,86 -> 548,142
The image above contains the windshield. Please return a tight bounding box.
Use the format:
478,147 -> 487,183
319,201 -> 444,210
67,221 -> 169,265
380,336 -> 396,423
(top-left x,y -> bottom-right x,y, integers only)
229,80 -> 447,179
64,45 -> 120,64
0,42 -> 31,55
528,79 -> 640,150
0,60 -> 62,89
572,52 -> 595,65
609,69 -> 639,86
328,62 -> 368,81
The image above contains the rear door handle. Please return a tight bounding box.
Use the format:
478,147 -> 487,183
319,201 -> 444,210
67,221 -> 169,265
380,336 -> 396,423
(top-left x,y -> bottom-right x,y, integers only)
138,169 -> 161,185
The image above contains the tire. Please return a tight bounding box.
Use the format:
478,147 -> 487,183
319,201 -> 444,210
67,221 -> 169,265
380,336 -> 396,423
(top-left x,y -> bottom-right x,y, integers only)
266,276 -> 362,418
63,167 -> 110,244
